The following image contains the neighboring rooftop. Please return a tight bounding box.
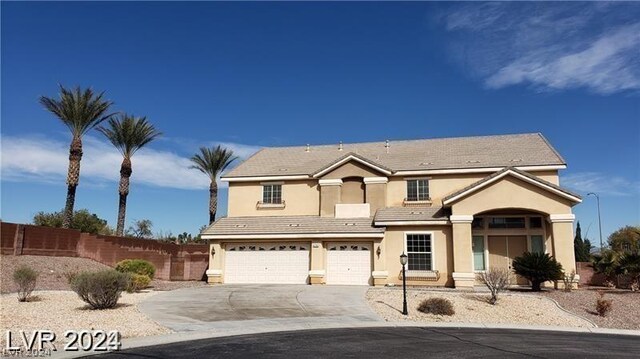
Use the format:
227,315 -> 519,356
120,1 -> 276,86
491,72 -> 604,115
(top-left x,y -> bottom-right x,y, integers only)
202,215 -> 384,236
223,133 -> 566,178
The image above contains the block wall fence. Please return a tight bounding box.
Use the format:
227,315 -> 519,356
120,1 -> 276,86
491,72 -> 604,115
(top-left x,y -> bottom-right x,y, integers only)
0,221 -> 208,281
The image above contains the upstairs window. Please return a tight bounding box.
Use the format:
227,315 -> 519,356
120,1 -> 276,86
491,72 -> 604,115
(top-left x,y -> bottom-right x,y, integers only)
488,217 -> 526,229
406,179 -> 429,201
262,184 -> 282,204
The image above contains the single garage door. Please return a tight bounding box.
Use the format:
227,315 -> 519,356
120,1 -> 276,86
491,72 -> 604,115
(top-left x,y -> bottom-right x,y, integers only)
224,243 -> 310,284
326,243 -> 372,285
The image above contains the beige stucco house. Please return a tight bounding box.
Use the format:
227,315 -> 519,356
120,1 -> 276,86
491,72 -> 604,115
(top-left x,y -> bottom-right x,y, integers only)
202,133 -> 581,288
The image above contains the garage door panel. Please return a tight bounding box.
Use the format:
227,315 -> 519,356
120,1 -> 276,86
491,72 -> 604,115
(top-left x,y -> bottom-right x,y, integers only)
224,242 -> 310,284
326,242 -> 372,285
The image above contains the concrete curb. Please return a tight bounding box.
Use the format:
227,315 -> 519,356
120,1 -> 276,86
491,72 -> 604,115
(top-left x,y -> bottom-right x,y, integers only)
51,321 -> 640,359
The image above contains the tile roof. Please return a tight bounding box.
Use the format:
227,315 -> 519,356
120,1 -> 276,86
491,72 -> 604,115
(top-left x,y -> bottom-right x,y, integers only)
202,215 -> 384,236
374,206 -> 448,223
223,133 -> 566,178
442,167 -> 582,204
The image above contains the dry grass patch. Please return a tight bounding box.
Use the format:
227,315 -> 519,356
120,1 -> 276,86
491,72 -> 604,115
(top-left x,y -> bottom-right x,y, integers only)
366,289 -> 593,328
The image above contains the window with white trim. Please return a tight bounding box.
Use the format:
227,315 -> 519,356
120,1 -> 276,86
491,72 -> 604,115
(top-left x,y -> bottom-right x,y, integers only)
406,179 -> 429,201
405,233 -> 432,270
262,184 -> 282,204
472,235 -> 486,271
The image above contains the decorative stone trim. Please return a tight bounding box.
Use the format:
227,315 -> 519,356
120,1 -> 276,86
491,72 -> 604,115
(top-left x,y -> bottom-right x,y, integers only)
549,214 -> 576,223
206,269 -> 222,277
363,177 -> 389,184
372,271 -> 389,279
449,215 -> 474,224
452,272 -> 475,279
318,179 -> 343,186
309,270 -> 325,277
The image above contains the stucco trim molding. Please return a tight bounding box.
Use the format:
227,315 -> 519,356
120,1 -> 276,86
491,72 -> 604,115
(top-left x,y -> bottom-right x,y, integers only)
374,220 -> 450,226
312,154 -> 393,178
372,271 -> 389,279
222,175 -> 309,182
449,215 -> 474,224
549,214 -> 576,223
309,270 -> 326,277
443,168 -> 581,205
202,233 -> 385,240
452,272 -> 475,280
318,179 -> 343,186
363,177 -> 389,184
206,269 -> 223,277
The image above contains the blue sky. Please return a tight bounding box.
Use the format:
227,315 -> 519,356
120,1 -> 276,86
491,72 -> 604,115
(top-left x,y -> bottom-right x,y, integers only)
2,2 -> 639,242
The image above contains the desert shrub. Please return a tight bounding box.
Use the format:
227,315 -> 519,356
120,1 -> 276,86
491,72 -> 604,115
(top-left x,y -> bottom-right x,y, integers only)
477,268 -> 510,305
63,270 -> 78,284
595,291 -> 612,317
512,252 -> 563,291
115,259 -> 156,279
562,270 -> 576,292
70,270 -> 130,309
13,266 -> 38,302
127,274 -> 151,293
417,297 -> 455,316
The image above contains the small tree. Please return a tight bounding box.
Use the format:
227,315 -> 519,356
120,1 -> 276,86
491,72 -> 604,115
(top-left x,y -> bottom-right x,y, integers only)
13,266 -> 38,302
33,209 -> 111,234
512,252 -> 564,291
574,222 -> 592,262
126,219 -> 153,238
477,268 -> 510,304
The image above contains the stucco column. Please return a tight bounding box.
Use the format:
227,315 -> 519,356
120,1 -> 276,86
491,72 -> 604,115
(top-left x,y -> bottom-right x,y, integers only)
309,240 -> 325,284
319,179 -> 342,217
364,177 -> 388,216
372,237 -> 387,286
450,215 -> 475,289
550,214 -> 579,288
206,241 -> 223,284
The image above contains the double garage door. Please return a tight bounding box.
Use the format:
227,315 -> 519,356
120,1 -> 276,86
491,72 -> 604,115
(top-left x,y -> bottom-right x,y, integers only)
224,242 -> 372,285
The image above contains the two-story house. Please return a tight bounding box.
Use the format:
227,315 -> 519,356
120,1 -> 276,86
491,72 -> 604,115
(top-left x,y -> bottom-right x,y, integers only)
202,133 -> 581,289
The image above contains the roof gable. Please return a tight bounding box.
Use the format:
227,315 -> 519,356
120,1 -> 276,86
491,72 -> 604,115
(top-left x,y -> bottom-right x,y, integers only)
312,152 -> 392,178
442,167 -> 582,205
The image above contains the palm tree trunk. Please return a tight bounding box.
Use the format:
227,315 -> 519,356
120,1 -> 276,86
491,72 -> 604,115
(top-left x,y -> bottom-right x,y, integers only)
209,180 -> 218,224
62,136 -> 83,228
116,158 -> 132,236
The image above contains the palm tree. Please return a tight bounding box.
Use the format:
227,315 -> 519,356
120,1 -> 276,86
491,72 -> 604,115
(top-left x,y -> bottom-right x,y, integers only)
190,146 -> 237,224
98,115 -> 162,236
40,86 -> 115,228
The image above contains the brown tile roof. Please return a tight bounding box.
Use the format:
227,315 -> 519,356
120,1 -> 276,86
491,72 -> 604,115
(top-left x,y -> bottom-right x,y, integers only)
223,133 -> 565,178
202,216 -> 384,236
442,167 -> 582,204
374,206 -> 448,223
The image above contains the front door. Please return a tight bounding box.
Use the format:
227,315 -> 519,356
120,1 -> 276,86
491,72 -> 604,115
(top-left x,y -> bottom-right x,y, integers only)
488,236 -> 528,285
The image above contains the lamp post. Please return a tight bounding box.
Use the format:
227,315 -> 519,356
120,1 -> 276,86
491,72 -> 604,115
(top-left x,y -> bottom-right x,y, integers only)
587,192 -> 604,252
400,253 -> 408,315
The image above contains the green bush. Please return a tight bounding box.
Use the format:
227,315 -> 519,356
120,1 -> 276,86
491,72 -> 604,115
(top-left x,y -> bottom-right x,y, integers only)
115,259 -> 156,279
70,270 -> 130,309
127,274 -> 151,293
417,298 -> 455,316
13,266 -> 38,302
513,252 -> 564,291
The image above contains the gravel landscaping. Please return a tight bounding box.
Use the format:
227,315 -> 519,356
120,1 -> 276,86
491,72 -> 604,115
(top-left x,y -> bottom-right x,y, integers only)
544,288 -> 640,330
366,288 -> 594,328
0,290 -> 171,350
1,255 -> 206,293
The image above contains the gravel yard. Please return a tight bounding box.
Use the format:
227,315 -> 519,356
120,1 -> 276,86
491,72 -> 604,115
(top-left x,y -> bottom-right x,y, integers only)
366,288 -> 594,328
1,255 -> 206,293
0,290 -> 170,350
544,288 -> 640,330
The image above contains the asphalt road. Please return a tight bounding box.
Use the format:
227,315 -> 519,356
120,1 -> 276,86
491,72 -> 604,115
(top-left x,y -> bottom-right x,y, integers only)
95,327 -> 640,358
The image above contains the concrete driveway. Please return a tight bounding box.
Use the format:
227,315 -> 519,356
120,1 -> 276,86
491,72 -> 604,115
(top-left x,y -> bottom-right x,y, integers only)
139,284 -> 382,332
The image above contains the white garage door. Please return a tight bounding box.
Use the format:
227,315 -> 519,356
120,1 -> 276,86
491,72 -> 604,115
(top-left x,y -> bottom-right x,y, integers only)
326,243 -> 372,285
224,243 -> 310,284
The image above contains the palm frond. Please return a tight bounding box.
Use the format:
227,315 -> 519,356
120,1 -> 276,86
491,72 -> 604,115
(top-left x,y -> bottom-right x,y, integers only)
97,114 -> 162,158
40,85 -> 116,137
189,145 -> 238,180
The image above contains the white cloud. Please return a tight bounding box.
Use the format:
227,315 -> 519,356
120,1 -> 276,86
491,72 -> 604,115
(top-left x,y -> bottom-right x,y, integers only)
562,172 -> 640,197
0,134 -> 261,190
439,3 -> 640,94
